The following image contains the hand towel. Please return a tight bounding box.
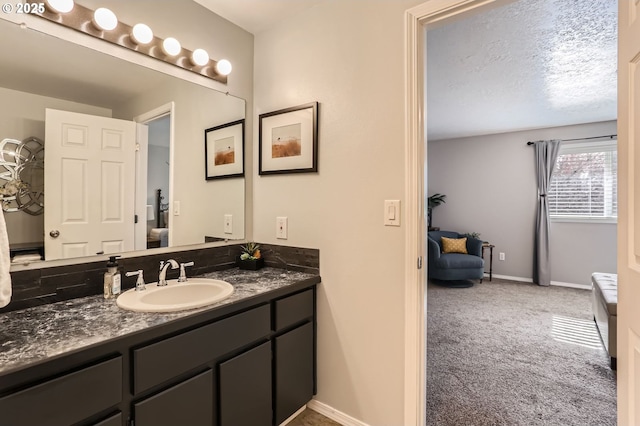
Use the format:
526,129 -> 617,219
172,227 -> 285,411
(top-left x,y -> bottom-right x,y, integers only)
0,208 -> 11,308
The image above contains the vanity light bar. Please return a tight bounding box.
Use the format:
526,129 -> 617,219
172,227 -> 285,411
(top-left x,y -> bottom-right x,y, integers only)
191,48 -> 210,67
162,37 -> 181,56
216,59 -> 232,76
45,0 -> 73,13
92,7 -> 117,31
131,23 -> 153,45
31,1 -> 230,83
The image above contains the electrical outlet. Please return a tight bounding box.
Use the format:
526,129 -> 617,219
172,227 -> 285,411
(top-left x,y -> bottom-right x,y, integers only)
224,214 -> 232,234
276,217 -> 288,239
499,252 -> 505,261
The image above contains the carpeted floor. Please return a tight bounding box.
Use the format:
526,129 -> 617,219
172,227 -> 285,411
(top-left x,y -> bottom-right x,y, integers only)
426,278 -> 617,426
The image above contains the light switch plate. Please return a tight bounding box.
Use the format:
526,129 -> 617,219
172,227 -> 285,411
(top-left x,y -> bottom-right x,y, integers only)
224,214 -> 233,234
276,217 -> 288,239
173,201 -> 180,216
384,200 -> 400,226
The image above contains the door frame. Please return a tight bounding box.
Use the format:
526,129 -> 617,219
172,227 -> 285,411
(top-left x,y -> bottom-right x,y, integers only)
403,1 -> 505,424
134,102 -> 175,247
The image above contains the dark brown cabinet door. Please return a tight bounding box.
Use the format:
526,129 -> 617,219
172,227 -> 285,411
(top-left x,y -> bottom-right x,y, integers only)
274,322 -> 314,425
219,342 -> 272,426
134,370 -> 213,426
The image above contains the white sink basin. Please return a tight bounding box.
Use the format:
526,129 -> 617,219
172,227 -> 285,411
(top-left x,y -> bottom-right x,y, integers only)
116,278 -> 234,312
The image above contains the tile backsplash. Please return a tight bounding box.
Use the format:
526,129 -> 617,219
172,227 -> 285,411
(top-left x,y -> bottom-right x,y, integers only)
3,243 -> 319,313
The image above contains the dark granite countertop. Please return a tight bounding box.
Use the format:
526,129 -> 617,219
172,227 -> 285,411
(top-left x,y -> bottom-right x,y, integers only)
0,267 -> 319,375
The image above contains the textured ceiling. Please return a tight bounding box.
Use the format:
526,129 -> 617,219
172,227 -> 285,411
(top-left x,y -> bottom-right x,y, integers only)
426,0 -> 617,141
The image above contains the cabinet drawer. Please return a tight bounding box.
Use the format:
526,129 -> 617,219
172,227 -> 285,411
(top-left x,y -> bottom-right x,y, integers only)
274,289 -> 314,331
134,304 -> 270,393
0,357 -> 122,426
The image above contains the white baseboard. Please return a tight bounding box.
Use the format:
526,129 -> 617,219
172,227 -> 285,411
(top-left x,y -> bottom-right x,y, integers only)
490,274 -> 533,283
550,280 -> 591,290
307,400 -> 371,426
489,274 -> 590,290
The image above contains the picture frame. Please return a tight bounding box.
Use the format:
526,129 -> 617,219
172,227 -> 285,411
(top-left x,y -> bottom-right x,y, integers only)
259,102 -> 318,175
204,119 -> 245,180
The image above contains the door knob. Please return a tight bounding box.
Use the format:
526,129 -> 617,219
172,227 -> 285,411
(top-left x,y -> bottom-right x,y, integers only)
49,230 -> 60,238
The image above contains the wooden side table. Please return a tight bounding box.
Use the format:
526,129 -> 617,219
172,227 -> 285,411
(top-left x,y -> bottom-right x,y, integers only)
481,243 -> 495,282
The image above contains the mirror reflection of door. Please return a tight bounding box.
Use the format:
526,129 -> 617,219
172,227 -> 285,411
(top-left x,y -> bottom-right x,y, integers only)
44,109 -> 136,260
145,114 -> 171,249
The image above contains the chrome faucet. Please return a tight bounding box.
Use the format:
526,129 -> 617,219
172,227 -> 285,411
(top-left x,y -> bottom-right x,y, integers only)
126,269 -> 146,292
158,259 -> 179,286
178,261 -> 194,283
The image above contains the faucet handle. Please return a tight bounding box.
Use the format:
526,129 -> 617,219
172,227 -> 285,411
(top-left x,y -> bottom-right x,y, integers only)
126,270 -> 146,291
178,261 -> 195,283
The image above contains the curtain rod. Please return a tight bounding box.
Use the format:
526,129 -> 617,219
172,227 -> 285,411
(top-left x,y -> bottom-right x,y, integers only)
526,134 -> 617,145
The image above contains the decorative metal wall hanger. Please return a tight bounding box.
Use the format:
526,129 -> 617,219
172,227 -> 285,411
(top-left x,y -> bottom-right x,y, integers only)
0,137 -> 44,215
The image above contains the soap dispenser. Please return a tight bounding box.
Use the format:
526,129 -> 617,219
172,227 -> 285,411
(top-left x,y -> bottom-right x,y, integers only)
104,255 -> 122,299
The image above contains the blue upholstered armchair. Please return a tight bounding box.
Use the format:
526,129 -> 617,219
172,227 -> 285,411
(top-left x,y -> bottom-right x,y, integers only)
428,230 -> 484,282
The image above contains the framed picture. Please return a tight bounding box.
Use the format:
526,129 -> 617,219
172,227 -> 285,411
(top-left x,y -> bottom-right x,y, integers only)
259,102 -> 318,175
205,119 -> 245,180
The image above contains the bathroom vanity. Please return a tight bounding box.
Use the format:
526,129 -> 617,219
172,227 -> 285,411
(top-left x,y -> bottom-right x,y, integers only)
0,268 -> 319,426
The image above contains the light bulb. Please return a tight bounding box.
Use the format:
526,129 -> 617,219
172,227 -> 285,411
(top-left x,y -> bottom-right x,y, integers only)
216,59 -> 232,76
93,8 -> 117,31
162,37 -> 181,56
131,23 -> 153,44
45,0 -> 74,13
191,48 -> 209,66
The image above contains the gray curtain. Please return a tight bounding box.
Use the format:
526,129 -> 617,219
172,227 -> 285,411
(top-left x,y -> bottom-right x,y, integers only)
533,140 -> 561,286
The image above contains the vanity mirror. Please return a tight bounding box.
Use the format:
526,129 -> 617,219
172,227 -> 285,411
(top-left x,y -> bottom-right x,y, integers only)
0,18 -> 246,268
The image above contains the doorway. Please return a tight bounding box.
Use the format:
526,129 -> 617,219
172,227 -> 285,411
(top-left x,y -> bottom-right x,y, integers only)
405,0 -> 619,424
134,102 -> 175,251
147,115 -> 171,228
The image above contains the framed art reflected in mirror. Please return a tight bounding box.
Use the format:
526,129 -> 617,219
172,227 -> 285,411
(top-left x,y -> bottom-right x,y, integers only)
205,119 -> 245,180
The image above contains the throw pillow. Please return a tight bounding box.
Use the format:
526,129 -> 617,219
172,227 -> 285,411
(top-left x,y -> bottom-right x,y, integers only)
441,236 -> 468,254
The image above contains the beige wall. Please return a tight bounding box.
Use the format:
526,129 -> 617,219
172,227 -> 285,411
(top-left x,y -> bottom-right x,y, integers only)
254,1 -> 423,424
0,87 -> 111,245
428,120 -> 617,286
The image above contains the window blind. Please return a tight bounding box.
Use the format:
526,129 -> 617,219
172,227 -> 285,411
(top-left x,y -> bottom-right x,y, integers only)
548,140 -> 617,219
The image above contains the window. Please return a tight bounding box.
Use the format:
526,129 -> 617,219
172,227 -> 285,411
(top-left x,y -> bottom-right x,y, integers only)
548,140 -> 617,221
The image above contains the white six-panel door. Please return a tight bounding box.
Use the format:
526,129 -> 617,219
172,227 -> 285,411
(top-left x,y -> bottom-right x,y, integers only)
617,1 -> 640,424
44,109 -> 136,260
